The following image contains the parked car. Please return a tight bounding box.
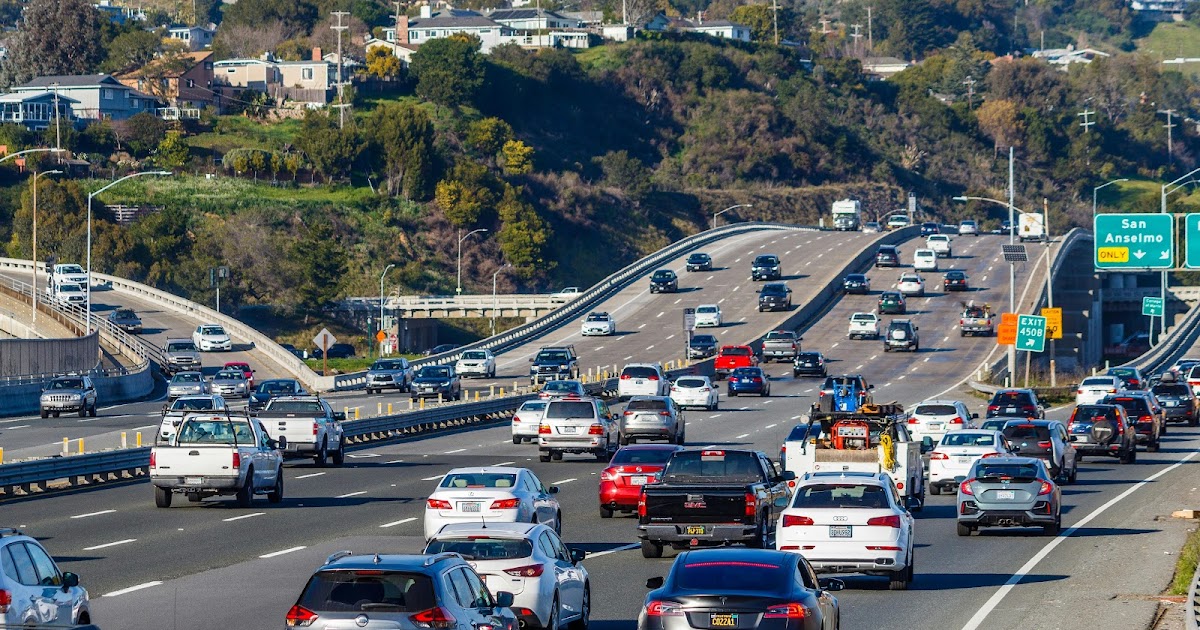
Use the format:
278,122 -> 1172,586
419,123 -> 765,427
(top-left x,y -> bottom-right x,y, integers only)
685,252 -> 713,272
107,308 -> 142,333
0,528 -> 90,628
423,467 -> 561,540
1067,403 -> 1137,464
511,400 -> 549,444
670,375 -> 719,411
620,395 -> 685,445
927,430 -> 1012,495
728,366 -> 771,397
455,349 -> 497,378
956,456 -> 1061,536
39,375 -> 97,418
986,388 -> 1046,419
192,324 -> 232,352
599,444 -> 684,518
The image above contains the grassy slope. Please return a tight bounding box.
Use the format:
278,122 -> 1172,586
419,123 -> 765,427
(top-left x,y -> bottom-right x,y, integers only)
1135,21 -> 1200,76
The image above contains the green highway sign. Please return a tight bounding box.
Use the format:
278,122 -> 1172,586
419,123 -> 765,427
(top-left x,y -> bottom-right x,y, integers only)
1016,314 -> 1047,352
1143,296 -> 1164,317
1185,214 -> 1200,269
1094,213 -> 1174,270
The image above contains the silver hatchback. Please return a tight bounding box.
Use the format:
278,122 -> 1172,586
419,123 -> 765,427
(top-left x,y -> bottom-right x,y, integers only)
0,528 -> 90,627
619,396 -> 685,445
956,456 -> 1061,536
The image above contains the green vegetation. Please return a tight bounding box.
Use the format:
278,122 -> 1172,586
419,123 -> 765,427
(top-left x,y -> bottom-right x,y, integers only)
1170,524 -> 1200,595
1136,22 -> 1200,61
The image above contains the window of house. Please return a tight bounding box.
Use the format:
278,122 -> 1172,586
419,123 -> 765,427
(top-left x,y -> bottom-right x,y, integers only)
187,79 -> 194,88
480,29 -> 490,33
302,68 -> 313,80
227,68 -> 236,73
102,89 -> 114,100
205,62 -> 213,70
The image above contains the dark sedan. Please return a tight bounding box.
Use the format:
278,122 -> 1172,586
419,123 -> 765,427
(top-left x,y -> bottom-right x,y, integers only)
842,273 -> 870,294
686,253 -> 713,272
411,365 -> 462,401
920,222 -> 940,236
248,378 -> 307,412
312,343 -> 356,359
1151,379 -> 1199,426
943,270 -> 969,291
758,283 -> 792,312
107,308 -> 143,333
638,548 -> 841,630
728,367 -> 770,397
650,269 -> 679,294
793,352 -> 827,377
688,334 -> 719,358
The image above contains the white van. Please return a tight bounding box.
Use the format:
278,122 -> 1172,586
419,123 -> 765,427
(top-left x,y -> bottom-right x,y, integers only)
913,249 -> 938,271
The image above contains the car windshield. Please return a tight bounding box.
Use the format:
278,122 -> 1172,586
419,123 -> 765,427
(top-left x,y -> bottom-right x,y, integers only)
167,342 -> 196,352
914,404 -> 957,416
792,483 -> 890,509
425,537 -> 533,561
691,335 -> 717,345
114,309 -> 137,319
49,379 -> 84,389
372,360 -> 406,370
460,351 -> 488,360
675,560 -> 787,594
1153,384 -> 1190,396
586,313 -> 608,322
761,285 -> 787,295
993,392 -> 1033,406
215,371 -> 244,380
537,351 -> 569,361
440,473 -> 518,488
543,381 -> 579,392
266,400 -> 323,412
940,433 -> 996,447
697,306 -> 718,314
173,373 -> 201,383
688,254 -> 708,262
975,462 -> 1041,481
652,271 -> 674,280
297,570 -> 435,613
612,448 -> 677,464
764,332 -> 793,340
675,378 -> 708,388
720,347 -> 751,357
59,264 -> 84,273
753,256 -> 778,265
627,398 -> 668,411
172,398 -> 215,411
518,401 -> 547,412
417,367 -> 450,378
176,419 -> 254,445
1002,425 -> 1051,440
662,451 -> 762,483
622,366 -> 658,378
259,381 -> 297,394
200,326 -> 225,335
544,401 -> 595,419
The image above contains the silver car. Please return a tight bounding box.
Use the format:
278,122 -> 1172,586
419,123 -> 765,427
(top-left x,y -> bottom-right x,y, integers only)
619,396 -> 685,445
167,371 -> 210,400
0,528 -> 90,627
366,358 -> 412,394
956,456 -> 1061,536
210,369 -> 250,398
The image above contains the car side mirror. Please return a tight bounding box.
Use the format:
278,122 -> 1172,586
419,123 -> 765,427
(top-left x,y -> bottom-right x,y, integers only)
333,412 -> 346,422
494,591 -> 515,608
62,572 -> 80,589
548,486 -> 560,494
920,436 -> 934,453
528,358 -> 534,362
276,436 -> 288,449
780,471 -> 796,481
868,384 -> 875,390
646,576 -> 665,589
1041,402 -> 1049,408
818,577 -> 844,592
570,548 -> 587,564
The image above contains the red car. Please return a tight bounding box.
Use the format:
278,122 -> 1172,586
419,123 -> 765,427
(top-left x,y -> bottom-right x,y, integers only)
598,444 -> 683,518
224,361 -> 255,388
713,345 -> 758,380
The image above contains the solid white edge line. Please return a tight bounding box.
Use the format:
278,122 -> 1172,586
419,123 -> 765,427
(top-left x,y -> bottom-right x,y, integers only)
294,472 -> 326,479
551,478 -> 576,485
83,538 -> 136,551
259,546 -> 307,559
222,512 -> 265,522
104,581 -> 162,597
380,517 -> 418,529
586,543 -> 641,559
960,449 -> 1200,630
70,509 -> 116,519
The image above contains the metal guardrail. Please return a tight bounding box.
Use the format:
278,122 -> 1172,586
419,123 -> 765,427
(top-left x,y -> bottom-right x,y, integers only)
0,447 -> 150,492
385,294 -> 563,311
1187,559 -> 1200,630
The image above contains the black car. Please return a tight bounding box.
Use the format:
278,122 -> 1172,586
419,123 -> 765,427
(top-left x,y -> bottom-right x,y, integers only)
878,291 -> 906,315
686,252 -> 713,272
639,548 -> 841,630
843,273 -> 871,294
688,333 -> 719,358
279,343 -> 305,359
757,283 -> 792,312
882,319 -> 919,352
410,364 -> 462,401
751,255 -> 782,281
1000,420 -> 1077,481
248,378 -> 307,412
987,389 -> 1046,419
1151,376 -> 1199,425
1100,392 -> 1164,452
650,269 -> 679,293
943,270 -> 969,291
875,245 -> 901,267
920,222 -> 940,236
1067,404 -> 1136,463
311,343 -> 356,359
424,343 -> 461,356
106,308 -> 143,333
793,351 -> 827,377
1107,367 -> 1145,390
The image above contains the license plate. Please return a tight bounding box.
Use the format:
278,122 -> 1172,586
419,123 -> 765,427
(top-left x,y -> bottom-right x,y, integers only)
560,426 -> 578,434
184,477 -> 203,485
636,380 -> 645,385
630,476 -> 649,485
995,490 -> 1015,500
829,525 -> 852,538
1004,407 -> 1017,413
685,525 -> 706,535
460,502 -> 481,513
929,423 -> 943,430
710,614 -> 738,627
423,386 -> 435,391
956,457 -> 972,464
1074,435 -> 1089,443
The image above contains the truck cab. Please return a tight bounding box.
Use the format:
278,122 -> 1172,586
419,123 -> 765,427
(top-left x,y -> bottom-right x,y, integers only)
831,199 -> 862,231
150,414 -> 285,508
529,346 -> 579,384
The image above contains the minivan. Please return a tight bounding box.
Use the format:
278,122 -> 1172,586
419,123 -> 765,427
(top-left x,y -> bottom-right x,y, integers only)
913,248 -> 938,271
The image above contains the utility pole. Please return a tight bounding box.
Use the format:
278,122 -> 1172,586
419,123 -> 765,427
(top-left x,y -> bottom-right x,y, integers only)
1159,108 -> 1177,165
962,76 -> 976,109
818,16 -> 831,34
51,82 -> 60,159
850,23 -> 863,56
867,6 -> 873,53
771,0 -> 779,45
331,11 -> 349,129
394,1 -> 403,39
1078,108 -> 1095,133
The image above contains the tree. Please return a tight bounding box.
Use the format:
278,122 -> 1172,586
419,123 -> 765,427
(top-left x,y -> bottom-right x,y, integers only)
250,150 -> 267,180
501,140 -> 534,175
6,179 -> 90,262
221,0 -> 318,38
270,152 -> 284,182
594,150 -> 653,199
496,185 -> 551,277
367,102 -> 435,199
0,0 -> 106,87
212,21 -> 289,60
435,161 -> 498,227
975,99 -> 1023,155
156,131 -> 190,169
363,46 -> 403,83
730,5 -> 784,44
101,29 -> 163,74
119,112 -> 168,158
285,153 -> 304,182
409,37 -> 485,110
295,110 -> 362,182
466,117 -> 513,161
287,219 -> 348,319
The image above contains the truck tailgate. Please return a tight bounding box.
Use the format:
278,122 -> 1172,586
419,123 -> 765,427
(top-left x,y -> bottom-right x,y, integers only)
152,446 -> 238,478
260,417 -> 319,447
643,485 -> 749,523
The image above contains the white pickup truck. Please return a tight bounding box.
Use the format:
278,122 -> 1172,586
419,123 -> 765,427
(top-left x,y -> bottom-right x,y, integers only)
150,414 -> 285,508
848,312 -> 880,339
254,396 -> 346,466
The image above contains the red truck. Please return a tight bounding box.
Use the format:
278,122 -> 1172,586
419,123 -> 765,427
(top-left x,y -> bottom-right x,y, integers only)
714,345 -> 759,380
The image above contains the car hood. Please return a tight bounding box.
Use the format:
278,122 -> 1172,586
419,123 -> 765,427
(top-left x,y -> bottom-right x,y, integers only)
169,382 -> 204,390
368,369 -> 406,376
42,389 -> 85,396
414,377 -> 452,385
211,379 -> 245,386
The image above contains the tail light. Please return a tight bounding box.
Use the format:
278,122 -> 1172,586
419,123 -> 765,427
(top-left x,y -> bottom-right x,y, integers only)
960,319 -> 965,325
745,492 -> 757,516
312,422 -> 318,436
1037,441 -> 1052,449
1038,481 -> 1053,496
950,417 -> 964,425
982,452 -> 1004,458
790,343 -> 796,349
648,375 -> 659,381
600,468 -> 619,481
638,491 -> 647,517
764,603 -> 806,619
427,498 -> 453,510
659,411 -> 672,416
1139,415 -> 1153,424
1131,380 -> 1141,388
752,377 -> 763,384
987,405 -> 999,413
149,452 -> 157,469
866,515 -> 902,528
1076,389 -> 1083,395
539,424 -> 550,434
907,417 -> 918,424
645,601 -> 684,617
512,415 -> 522,424
1108,388 -> 1117,393
623,411 -> 634,416
490,498 -> 521,509
410,606 -> 457,629
286,604 -> 318,627
782,514 -> 813,527
588,424 -> 605,435
232,452 -> 241,469
620,374 -> 632,380
960,479 -> 975,496
504,564 -> 545,577
701,387 -> 711,392
930,452 -> 948,460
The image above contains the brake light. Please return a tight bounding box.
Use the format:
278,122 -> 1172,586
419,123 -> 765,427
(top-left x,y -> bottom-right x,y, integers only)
752,377 -> 763,384
907,417 -> 918,424
539,424 -> 550,434
950,417 -> 964,425
286,604 -> 318,627
410,606 -> 457,629
745,492 -> 757,516
1139,415 -> 1153,424
232,452 -> 241,469
960,479 -> 975,496
867,515 -> 901,528
645,601 -> 684,617
638,491 -> 647,517
987,405 -> 999,413
930,452 -> 949,460
620,374 -> 632,380
312,422 -> 318,436
504,564 -> 545,577
1038,481 -> 1053,496
427,498 -> 453,510
659,411 -> 672,416
1037,441 -> 1052,449
648,375 -> 659,381
1076,389 -> 1083,395
764,603 -> 806,619
600,468 -> 618,481
960,319 -> 965,325
982,452 -> 1004,458
491,498 -> 521,509
623,410 -> 633,416
782,514 -> 813,527
149,451 -> 157,469
588,424 -> 605,435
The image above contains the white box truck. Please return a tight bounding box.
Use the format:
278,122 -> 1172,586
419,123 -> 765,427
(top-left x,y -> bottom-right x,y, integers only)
832,199 -> 862,231
1018,212 -> 1045,242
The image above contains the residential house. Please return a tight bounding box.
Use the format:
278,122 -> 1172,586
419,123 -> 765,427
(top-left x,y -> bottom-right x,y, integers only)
166,25 -> 215,51
602,25 -> 635,42
94,1 -> 144,25
0,91 -> 78,131
390,7 -> 514,53
116,51 -> 215,111
560,10 -> 604,27
485,8 -> 583,30
1031,46 -> 1110,68
862,56 -> 914,80
666,14 -> 751,41
212,58 -> 279,95
501,31 -> 594,49
1130,0 -> 1197,13
365,37 -> 420,66
275,58 -> 336,105
11,75 -> 161,121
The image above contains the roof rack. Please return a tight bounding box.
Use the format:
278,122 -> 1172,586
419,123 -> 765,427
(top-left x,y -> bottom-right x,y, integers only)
423,552 -> 462,566
326,550 -> 353,565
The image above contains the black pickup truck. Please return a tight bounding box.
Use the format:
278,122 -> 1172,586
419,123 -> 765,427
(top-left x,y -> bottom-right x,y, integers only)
637,449 -> 794,558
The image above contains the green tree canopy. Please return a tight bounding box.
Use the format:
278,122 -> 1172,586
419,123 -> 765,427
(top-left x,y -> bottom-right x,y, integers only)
156,131 -> 191,169
0,0 -> 106,87
410,37 -> 485,110
295,110 -> 362,182
101,29 -> 163,74
367,102 -> 435,199
119,112 -> 168,158
288,219 -> 348,317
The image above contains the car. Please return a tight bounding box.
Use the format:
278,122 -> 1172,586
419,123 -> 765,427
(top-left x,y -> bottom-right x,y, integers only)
776,471 -> 915,590
685,252 -> 713,271
670,375 -> 719,410
1152,373 -> 1199,425
248,378 -> 306,412
751,254 -> 782,281
511,400 -> 549,444
728,366 -> 770,397
943,270 -> 969,291
599,444 -> 684,518
848,311 -> 880,339
649,269 -> 678,293
411,364 -> 462,401
1001,420 -> 1078,482
714,345 -> 759,380
817,374 -> 872,412
956,456 -> 1061,536
620,395 -> 685,445
0,528 -> 90,628
793,351 -> 827,377
106,308 -> 142,333
285,551 -> 519,630
158,394 -> 228,443
581,311 -> 617,336
638,548 -> 841,630
887,215 -> 911,230
1107,366 -> 1146,390
877,291 -> 907,314
897,274 -> 925,296
539,379 -> 586,399
1068,403 -> 1137,464
986,388 -> 1046,419
1075,375 -> 1121,406
863,221 -> 882,233
423,467 -> 562,540
883,319 -> 919,352
48,282 -> 85,306
209,368 -> 250,399
1099,391 -> 1165,452
223,361 -> 255,388
843,273 -> 871,294
192,323 -> 232,352
279,343 -> 305,359
365,357 -> 413,394
959,220 -> 979,235
913,249 -> 938,271
530,346 -> 580,384
926,234 -> 952,257
257,396 -> 347,466
875,245 -> 901,267
927,430 -> 1012,495
163,338 -> 202,374
906,399 -> 976,444
313,342 -> 357,359
167,371 -> 209,400
920,222 -> 940,236
38,376 -> 97,418
456,349 -> 497,378
978,417 -> 1026,432
694,304 -> 723,327
758,282 -> 793,312
538,396 -> 619,462
1000,219 -> 1015,234
761,330 -> 801,362
688,333 -> 719,358
151,413 -> 285,507
424,522 -> 590,630
550,287 -> 581,302
619,363 -> 670,400
423,343 -> 461,356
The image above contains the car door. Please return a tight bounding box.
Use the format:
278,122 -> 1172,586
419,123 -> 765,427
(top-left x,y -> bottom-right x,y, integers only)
795,556 -> 836,629
445,567 -> 488,628
461,567 -> 513,629
523,472 -> 557,527
255,424 -> 279,489
3,541 -> 49,624
544,531 -> 584,620
23,542 -> 79,625
597,400 -> 618,442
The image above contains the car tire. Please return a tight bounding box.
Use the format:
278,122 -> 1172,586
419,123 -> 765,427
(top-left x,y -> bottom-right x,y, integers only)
78,407 -> 86,418
539,453 -> 551,463
1043,519 -> 1061,536
268,471 -> 284,503
89,403 -> 97,417
314,440 -> 328,467
235,473 -> 254,508
619,433 -> 630,446
332,441 -> 346,466
40,409 -> 48,418
956,522 -> 972,537
1049,465 -> 1060,480
552,451 -> 564,461
1067,462 -> 1077,484
154,486 -> 172,508
513,436 -> 522,445
569,585 -> 591,630
1162,423 -> 1168,436
930,484 -> 941,495
1149,439 -> 1160,452
641,540 -> 663,559
546,596 -> 559,630
1190,417 -> 1199,427
888,565 -> 909,591
599,505 -> 613,519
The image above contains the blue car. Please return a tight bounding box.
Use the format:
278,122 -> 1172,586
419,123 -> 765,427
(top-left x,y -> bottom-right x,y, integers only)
727,367 -> 771,397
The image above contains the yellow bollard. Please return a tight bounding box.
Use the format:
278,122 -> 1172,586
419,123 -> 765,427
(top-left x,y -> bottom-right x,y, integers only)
438,393 -> 444,405
121,432 -> 127,449
420,398 -> 426,410
377,402 -> 382,416
62,438 -> 68,455
355,407 -> 361,420
500,387 -> 505,396
409,398 -> 415,410
388,402 -> 393,415
344,406 -> 349,419
136,432 -> 142,447
0,447 -> 4,464
78,439 -> 84,454
475,390 -> 480,401
490,385 -> 495,397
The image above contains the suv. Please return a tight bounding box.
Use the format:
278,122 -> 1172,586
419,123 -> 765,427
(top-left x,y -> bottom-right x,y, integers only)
878,291 -> 906,314
1099,392 -> 1165,452
0,528 -> 90,628
39,376 -> 97,418
366,357 -> 413,394
619,395 -> 685,445
757,283 -> 792,312
1151,374 -> 1199,426
410,365 -> 463,401
538,396 -> 619,462
920,222 -> 940,236
883,319 -> 919,352
649,269 -> 679,293
751,254 -> 782,280
875,245 -> 901,267
285,551 -> 518,630
986,389 -> 1046,419
618,363 -> 669,400
959,220 -> 979,236
1107,367 -> 1146,390
529,346 -> 579,384
843,273 -> 871,294
686,252 -> 713,271
1001,420 -> 1077,482
163,338 -> 202,375
1068,404 -> 1136,464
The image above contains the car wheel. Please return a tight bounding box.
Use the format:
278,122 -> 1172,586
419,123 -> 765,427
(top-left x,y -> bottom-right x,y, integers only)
235,473 -> 254,508
599,505 -> 613,519
1149,438 -> 1160,452
513,436 -> 522,445
1190,416 -> 1199,427
930,484 -> 941,495
547,596 -> 560,630
539,453 -> 551,463
1162,423 -> 1168,436
675,430 -> 685,445
888,563 -> 910,590
619,433 -> 630,446
332,441 -> 346,466
40,409 -> 48,418
641,540 -> 664,558
154,486 -> 172,508
1067,462 -> 1077,484
552,451 -> 564,461
956,522 -> 972,537
729,390 -> 737,397
1043,519 -> 1061,536
314,440 -> 328,467
569,585 -> 591,630
89,403 -> 97,417
1049,465 -> 1060,480
268,471 -> 284,504
78,407 -> 86,418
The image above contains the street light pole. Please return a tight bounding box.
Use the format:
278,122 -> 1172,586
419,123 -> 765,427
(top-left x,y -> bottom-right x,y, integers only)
1092,178 -> 1129,218
1007,147 -> 1016,386
30,169 -> 62,327
712,203 -> 753,230
380,263 -> 395,357
456,228 -> 488,295
1160,166 -> 1200,345
86,171 -> 172,331
491,263 -> 511,336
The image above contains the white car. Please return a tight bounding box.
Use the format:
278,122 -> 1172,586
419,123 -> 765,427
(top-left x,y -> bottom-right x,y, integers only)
158,394 -> 228,443
928,430 -> 1011,495
695,304 -> 723,327
551,287 -> 581,303
848,312 -> 880,339
926,235 -> 952,257
423,467 -> 562,540
618,363 -> 669,400
424,522 -> 590,630
192,324 -> 232,352
581,311 -> 616,336
959,220 -> 979,236
1076,375 -> 1121,406
913,248 -> 938,271
456,349 -> 497,378
49,282 -> 86,306
907,400 -> 976,444
670,375 -> 719,411
776,471 -> 915,590
897,274 -> 925,296
512,400 -> 548,444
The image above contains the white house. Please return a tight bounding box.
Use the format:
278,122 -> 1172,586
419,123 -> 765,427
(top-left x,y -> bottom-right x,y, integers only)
167,25 -> 215,51
1032,46 -> 1110,68
862,56 -> 914,80
677,17 -> 751,42
385,7 -> 514,53
485,8 -> 583,30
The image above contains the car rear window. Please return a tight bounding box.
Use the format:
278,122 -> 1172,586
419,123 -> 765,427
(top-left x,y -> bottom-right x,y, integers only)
731,368 -> 760,377
1153,384 -> 1189,396
792,483 -> 889,509
612,448 -> 677,465
992,392 -> 1033,406
172,399 -> 215,411
675,560 -> 787,594
1081,377 -> 1116,386
914,404 -> 957,416
627,399 -> 668,411
1071,406 -> 1117,424
662,451 -> 762,483
940,432 -> 996,447
265,400 -> 323,413
544,401 -> 596,419
260,382 -> 298,394
974,462 -> 1040,481
425,537 -> 533,561
796,353 -> 821,361
622,366 -> 658,378
542,381 -> 579,392
176,419 -> 254,445
675,378 -> 708,388
297,570 -> 435,613
1002,425 -> 1051,441
764,332 -> 793,340
373,360 -> 406,370
720,347 -> 751,357
518,401 -> 547,412
753,256 -> 778,265
440,473 -> 517,488
1105,397 -> 1149,415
